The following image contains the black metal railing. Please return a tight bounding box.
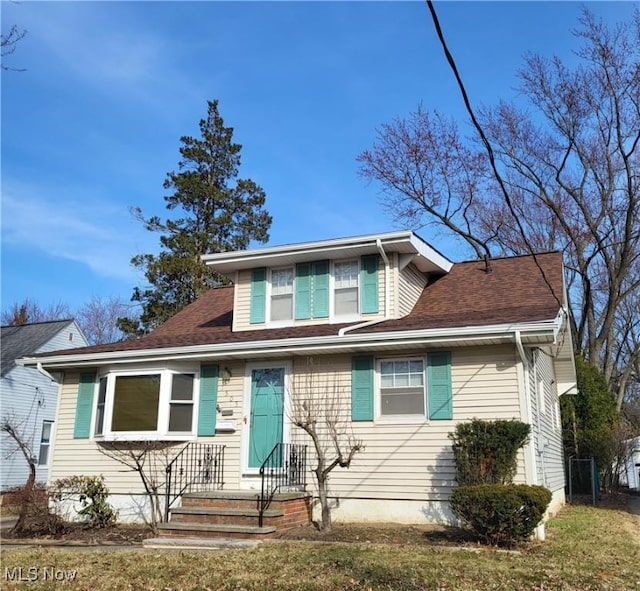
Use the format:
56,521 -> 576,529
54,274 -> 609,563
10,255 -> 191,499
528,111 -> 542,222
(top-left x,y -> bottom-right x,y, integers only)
164,443 -> 225,521
258,443 -> 307,527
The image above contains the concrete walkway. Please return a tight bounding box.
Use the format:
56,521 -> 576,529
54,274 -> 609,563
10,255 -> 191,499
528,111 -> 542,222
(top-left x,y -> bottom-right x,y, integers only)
627,495 -> 640,516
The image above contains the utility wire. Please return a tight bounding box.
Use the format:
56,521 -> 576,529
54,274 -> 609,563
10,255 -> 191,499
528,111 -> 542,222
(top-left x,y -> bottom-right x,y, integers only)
425,0 -> 564,310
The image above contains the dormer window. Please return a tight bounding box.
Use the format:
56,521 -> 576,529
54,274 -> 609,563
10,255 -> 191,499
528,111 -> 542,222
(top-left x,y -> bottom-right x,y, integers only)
248,254 -> 379,326
270,267 -> 294,322
334,260 -> 359,316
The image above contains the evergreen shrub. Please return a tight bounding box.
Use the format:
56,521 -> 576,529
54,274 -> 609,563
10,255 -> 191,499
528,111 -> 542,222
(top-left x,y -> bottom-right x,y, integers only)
450,484 -> 551,545
52,475 -> 117,528
449,419 -> 530,485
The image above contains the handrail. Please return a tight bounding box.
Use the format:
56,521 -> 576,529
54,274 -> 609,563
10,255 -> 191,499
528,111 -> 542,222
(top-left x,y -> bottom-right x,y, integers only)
164,442 -> 225,521
258,443 -> 307,527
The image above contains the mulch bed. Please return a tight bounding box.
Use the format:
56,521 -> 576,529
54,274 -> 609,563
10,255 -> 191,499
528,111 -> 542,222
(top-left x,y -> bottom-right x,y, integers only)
2,519 -> 477,547
2,522 -> 152,545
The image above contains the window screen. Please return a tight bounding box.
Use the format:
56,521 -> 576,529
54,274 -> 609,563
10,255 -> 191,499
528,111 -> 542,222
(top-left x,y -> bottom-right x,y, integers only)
379,359 -> 425,416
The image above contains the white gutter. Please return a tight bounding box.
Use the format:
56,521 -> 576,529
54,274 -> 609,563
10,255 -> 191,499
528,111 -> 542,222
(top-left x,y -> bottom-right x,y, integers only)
18,319 -> 559,369
338,238 -> 391,336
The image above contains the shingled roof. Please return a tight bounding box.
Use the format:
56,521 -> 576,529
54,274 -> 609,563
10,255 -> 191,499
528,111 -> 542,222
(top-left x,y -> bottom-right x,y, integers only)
31,251 -> 564,359
1,320 -> 77,376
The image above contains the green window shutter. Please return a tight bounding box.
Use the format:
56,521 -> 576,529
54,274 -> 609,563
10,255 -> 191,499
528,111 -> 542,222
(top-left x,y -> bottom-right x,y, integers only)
198,364 -> 219,436
351,355 -> 374,421
74,372 -> 96,439
428,352 -> 452,420
312,260 -> 329,318
250,268 -> 266,324
360,254 -> 379,314
295,263 -> 311,320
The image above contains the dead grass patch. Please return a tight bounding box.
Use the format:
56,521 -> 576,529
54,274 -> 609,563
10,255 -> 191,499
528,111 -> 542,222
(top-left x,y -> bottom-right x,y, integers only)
3,500 -> 639,590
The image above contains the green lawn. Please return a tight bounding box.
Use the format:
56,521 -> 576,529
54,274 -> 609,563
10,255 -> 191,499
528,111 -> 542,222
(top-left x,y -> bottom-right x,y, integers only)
2,503 -> 639,591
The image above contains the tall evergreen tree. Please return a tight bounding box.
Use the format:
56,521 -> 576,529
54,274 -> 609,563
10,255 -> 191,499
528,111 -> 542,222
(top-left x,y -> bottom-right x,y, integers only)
120,100 -> 271,335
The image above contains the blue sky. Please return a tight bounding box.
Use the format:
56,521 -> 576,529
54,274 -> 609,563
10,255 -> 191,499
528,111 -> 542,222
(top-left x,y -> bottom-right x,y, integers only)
1,1 -> 635,314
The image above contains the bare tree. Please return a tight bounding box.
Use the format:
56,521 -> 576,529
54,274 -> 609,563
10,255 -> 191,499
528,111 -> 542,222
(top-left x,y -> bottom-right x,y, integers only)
289,368 -> 364,531
1,299 -> 72,326
2,295 -> 129,345
97,441 -> 178,531
1,24 -> 27,71
1,415 -> 37,533
75,295 -> 129,345
359,7 -> 640,408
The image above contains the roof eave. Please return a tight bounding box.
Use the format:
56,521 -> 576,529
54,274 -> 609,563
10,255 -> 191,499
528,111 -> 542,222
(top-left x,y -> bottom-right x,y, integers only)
201,231 -> 453,275
18,317 -> 560,370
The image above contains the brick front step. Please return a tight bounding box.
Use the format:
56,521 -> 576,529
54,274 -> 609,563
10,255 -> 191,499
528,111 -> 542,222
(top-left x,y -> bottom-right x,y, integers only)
166,490 -> 311,539
157,522 -> 277,540
170,506 -> 283,527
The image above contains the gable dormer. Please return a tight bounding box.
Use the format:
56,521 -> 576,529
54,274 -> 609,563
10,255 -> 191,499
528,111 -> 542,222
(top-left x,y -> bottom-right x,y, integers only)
201,231 -> 453,332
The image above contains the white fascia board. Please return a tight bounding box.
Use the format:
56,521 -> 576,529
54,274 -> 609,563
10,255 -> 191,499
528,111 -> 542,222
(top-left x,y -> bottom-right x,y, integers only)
201,231 -> 453,275
408,234 -> 453,273
18,317 -> 559,370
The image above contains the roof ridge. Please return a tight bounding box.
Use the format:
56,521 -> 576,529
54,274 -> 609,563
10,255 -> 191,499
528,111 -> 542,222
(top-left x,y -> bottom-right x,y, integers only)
456,250 -> 561,265
1,318 -> 74,329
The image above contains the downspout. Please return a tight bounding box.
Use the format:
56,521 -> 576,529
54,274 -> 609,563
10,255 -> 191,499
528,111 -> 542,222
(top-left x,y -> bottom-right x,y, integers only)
515,331 -> 538,485
338,239 -> 390,336
533,348 -> 547,486
37,362 -> 56,382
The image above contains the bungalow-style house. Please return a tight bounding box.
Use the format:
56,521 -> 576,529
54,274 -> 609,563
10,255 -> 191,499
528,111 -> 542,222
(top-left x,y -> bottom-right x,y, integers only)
1,320 -> 88,492
20,231 -> 576,537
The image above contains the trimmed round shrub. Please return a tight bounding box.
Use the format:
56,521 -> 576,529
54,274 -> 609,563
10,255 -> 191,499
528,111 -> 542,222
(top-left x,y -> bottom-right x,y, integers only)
450,484 -> 552,546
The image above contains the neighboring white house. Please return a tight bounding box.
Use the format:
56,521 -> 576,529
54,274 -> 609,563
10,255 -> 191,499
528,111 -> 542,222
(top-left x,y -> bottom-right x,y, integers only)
1,320 -> 88,491
621,436 -> 640,491
21,231 -> 577,528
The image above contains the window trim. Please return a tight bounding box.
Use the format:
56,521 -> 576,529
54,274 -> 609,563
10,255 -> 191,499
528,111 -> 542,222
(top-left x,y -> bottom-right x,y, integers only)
332,259 -> 360,321
267,265 -> 295,326
38,420 -> 54,466
375,356 -> 427,423
94,366 -> 200,441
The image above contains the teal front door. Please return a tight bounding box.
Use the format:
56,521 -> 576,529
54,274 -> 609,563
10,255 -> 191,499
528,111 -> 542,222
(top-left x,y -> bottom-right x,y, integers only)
248,367 -> 284,469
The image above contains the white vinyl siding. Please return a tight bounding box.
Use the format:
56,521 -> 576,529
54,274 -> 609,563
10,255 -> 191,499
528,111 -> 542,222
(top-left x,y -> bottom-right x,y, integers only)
289,345 -> 525,503
52,345 -> 532,520
50,363 -> 246,518
397,263 -> 428,317
529,348 -> 565,493
1,321 -> 88,491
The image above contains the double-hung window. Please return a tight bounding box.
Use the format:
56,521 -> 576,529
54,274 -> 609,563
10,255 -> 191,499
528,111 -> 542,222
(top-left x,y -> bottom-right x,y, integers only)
168,374 -> 195,432
38,421 -> 53,466
94,377 -> 107,436
334,260 -> 359,316
379,358 -> 425,417
270,267 -> 294,322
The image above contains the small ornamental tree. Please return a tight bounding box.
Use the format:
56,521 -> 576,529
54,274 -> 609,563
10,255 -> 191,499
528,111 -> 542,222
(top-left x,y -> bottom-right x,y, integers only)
290,369 -> 364,531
